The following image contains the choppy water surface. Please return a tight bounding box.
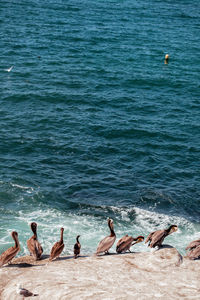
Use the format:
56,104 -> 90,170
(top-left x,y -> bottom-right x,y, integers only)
0,0 -> 200,255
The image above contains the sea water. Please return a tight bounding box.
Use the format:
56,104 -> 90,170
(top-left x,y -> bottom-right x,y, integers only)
0,0 -> 200,256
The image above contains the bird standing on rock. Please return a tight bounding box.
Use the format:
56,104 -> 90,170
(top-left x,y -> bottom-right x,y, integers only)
74,235 -> 81,259
49,227 -> 65,261
145,225 -> 178,248
116,235 -> 144,253
0,231 -> 20,267
27,222 -> 43,260
96,218 -> 116,255
17,284 -> 38,297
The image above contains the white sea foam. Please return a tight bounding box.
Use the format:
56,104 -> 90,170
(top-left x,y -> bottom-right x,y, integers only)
10,183 -> 35,192
0,204 -> 199,257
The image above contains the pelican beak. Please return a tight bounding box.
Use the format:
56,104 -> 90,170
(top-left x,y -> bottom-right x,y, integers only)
138,236 -> 144,243
132,236 -> 144,246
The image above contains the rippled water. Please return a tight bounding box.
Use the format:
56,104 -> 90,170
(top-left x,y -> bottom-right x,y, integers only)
0,0 -> 200,256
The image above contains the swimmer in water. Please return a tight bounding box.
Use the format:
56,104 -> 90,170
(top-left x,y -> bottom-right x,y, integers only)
165,54 -> 169,64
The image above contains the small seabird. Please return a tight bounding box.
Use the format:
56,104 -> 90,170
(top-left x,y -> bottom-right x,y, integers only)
74,235 -> 81,259
116,235 -> 144,253
27,222 -> 43,260
0,231 -> 20,267
49,227 -> 64,261
186,239 -> 200,260
96,218 -> 116,255
145,225 -> 178,248
17,284 -> 38,297
164,54 -> 169,64
5,66 -> 14,72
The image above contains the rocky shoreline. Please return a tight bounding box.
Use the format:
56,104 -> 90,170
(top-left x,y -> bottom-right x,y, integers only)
0,246 -> 199,299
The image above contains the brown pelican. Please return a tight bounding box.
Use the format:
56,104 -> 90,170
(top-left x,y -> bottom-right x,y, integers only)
49,227 -> 64,261
186,239 -> 200,260
96,218 -> 116,255
116,235 -> 144,253
74,235 -> 81,259
0,231 -> 20,267
145,225 -> 178,248
27,222 -> 43,260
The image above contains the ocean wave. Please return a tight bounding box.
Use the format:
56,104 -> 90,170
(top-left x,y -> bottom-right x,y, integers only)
0,203 -> 199,256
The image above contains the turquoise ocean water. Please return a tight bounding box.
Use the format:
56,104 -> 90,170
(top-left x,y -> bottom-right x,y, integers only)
0,0 -> 200,256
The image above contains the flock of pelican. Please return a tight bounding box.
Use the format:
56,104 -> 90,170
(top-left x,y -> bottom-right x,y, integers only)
0,218 -> 199,267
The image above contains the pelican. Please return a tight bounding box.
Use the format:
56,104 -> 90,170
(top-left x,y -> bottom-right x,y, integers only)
74,235 -> 81,259
49,227 -> 64,261
186,239 -> 200,260
27,222 -> 43,260
0,231 -> 20,267
116,235 -> 144,253
96,218 -> 116,255
145,225 -> 178,248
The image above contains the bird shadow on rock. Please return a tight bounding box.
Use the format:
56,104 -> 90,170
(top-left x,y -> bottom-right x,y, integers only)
41,254 -> 50,259
75,255 -> 89,259
56,255 -> 89,261
4,262 -> 45,268
96,251 -> 142,257
158,244 -> 174,249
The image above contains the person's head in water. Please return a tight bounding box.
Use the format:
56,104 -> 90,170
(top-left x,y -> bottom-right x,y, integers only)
165,54 -> 169,64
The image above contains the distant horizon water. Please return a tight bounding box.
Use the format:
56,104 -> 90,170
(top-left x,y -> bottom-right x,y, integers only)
0,0 -> 200,256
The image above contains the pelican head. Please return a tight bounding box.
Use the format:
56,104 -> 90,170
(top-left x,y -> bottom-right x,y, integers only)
168,225 -> 178,235
136,236 -> 144,243
107,218 -> 114,225
76,235 -> 80,243
31,222 -> 37,231
132,235 -> 144,245
108,218 -> 114,228
11,231 -> 18,238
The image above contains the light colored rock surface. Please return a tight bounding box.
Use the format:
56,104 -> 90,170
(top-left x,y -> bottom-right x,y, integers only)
0,246 -> 199,300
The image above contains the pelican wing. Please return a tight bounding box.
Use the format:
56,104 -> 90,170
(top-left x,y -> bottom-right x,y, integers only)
96,235 -> 116,254
116,235 -> 129,247
186,239 -> 200,250
27,237 -> 43,260
187,245 -> 200,260
145,231 -> 155,244
50,241 -> 59,257
74,243 -> 81,255
116,235 -> 133,253
147,230 -> 166,248
0,246 -> 19,267
27,237 -> 33,254
34,240 -> 43,259
50,241 -> 64,260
